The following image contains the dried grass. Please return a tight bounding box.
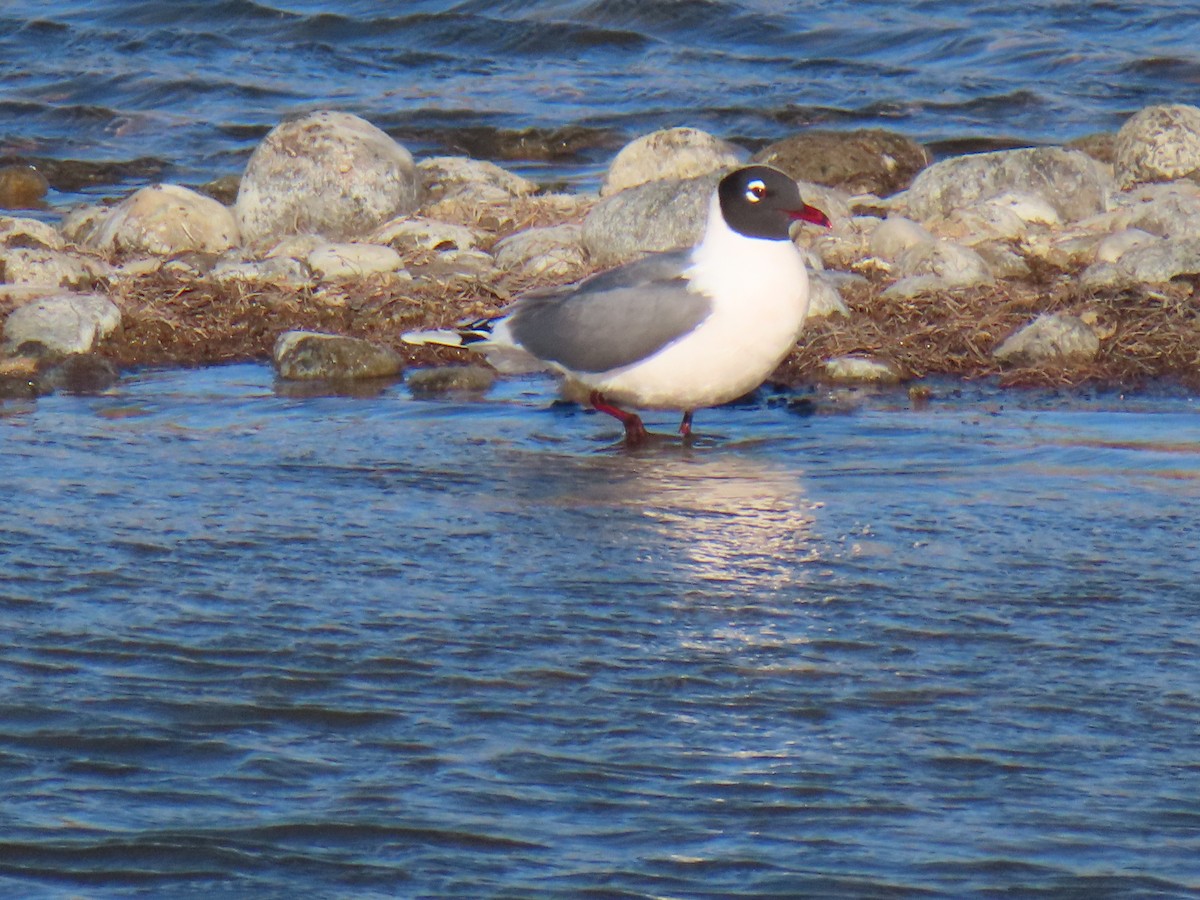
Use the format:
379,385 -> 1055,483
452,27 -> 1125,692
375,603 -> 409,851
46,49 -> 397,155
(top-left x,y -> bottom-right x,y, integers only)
88,260 -> 1200,390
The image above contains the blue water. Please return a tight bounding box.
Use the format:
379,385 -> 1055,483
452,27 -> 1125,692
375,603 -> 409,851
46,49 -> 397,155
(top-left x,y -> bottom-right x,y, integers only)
1,1 -> 1199,202
2,365 -> 1200,896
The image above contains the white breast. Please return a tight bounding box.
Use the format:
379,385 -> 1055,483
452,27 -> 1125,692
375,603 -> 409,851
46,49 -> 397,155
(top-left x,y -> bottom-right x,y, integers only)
581,194 -> 810,410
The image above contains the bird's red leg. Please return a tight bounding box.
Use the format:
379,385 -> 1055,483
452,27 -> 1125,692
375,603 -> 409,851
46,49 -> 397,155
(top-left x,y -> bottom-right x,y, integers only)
589,391 -> 648,446
678,410 -> 694,438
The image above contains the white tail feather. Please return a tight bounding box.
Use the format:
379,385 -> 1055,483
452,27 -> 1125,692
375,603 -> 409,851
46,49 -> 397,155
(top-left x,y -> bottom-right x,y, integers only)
400,328 -> 470,347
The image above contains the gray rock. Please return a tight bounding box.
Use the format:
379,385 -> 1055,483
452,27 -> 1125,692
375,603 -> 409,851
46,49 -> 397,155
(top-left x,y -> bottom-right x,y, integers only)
752,128 -> 929,196
601,127 -> 742,197
582,171 -> 719,267
273,331 -> 405,381
87,183 -> 239,256
823,355 -> 902,383
237,111 -> 420,245
993,313 -> 1100,365
1082,236 -> 1200,286
493,224 -> 587,280
407,365 -> 496,394
1114,103 -> 1200,188
3,293 -> 121,355
897,147 -> 1112,224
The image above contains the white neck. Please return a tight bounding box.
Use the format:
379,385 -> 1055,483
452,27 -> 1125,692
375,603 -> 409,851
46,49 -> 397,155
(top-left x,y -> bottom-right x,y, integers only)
687,192 -> 810,326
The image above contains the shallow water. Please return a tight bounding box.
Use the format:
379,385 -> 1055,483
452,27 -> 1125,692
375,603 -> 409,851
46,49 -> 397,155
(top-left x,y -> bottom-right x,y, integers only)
2,365 -> 1199,896
2,1 -> 1200,203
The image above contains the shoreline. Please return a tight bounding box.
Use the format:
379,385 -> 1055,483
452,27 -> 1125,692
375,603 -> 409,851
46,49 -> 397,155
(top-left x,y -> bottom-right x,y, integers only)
4,105 -> 1200,398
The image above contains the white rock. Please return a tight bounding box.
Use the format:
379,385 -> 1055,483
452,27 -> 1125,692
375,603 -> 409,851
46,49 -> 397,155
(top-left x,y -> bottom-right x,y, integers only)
601,127 -> 742,197
3,292 -> 121,355
493,224 -> 587,280
236,111 -> 421,245
88,183 -> 239,256
869,216 -> 935,261
993,313 -> 1100,365
1095,228 -> 1158,264
1114,103 -> 1200,188
0,247 -> 109,287
307,243 -> 404,280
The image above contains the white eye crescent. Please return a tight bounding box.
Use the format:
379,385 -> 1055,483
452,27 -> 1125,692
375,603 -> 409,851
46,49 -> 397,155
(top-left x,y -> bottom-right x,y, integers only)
745,179 -> 767,202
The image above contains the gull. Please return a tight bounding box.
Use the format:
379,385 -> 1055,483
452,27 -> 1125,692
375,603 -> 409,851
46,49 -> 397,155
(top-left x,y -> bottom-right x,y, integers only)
403,165 -> 830,444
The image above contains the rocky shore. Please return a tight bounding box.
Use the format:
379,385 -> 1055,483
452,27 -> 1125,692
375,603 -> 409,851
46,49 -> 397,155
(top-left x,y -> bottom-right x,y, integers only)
3,103 -> 1200,399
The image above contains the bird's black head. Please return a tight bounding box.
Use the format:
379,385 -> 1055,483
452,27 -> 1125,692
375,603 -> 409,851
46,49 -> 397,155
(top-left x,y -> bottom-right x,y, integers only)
717,165 -> 831,240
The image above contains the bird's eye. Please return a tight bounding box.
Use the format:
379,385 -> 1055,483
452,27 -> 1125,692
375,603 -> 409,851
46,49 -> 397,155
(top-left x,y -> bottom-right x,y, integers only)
745,180 -> 767,202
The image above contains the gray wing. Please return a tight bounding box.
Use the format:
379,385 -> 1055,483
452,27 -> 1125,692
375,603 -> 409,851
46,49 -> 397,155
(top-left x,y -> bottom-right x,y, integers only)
506,250 -> 712,373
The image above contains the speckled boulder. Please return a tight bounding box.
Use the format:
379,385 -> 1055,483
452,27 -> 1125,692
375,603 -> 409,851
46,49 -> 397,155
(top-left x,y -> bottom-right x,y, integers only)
237,111 -> 421,246
601,127 -> 741,197
583,171 -> 719,267
88,184 -> 239,256
1114,103 -> 1200,188
753,129 -> 929,197
897,148 -> 1111,224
